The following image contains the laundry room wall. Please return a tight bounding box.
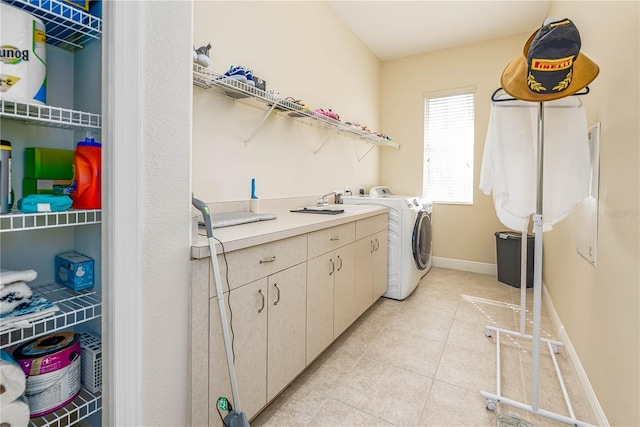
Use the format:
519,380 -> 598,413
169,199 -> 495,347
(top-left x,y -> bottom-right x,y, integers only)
381,3 -> 639,425
192,1 -> 384,203
540,2 -> 639,426
379,34 -> 524,266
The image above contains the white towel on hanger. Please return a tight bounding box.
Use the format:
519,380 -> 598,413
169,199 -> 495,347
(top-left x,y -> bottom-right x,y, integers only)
479,95 -> 590,232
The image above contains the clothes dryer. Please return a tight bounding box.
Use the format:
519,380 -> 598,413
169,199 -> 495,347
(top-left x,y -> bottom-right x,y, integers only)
342,186 -> 432,300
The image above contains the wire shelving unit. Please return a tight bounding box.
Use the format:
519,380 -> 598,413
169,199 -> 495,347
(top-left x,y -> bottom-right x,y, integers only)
193,64 -> 400,153
2,0 -> 101,50
0,1 -> 103,425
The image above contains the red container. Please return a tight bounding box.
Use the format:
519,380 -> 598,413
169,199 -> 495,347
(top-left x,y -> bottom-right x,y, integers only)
70,137 -> 101,209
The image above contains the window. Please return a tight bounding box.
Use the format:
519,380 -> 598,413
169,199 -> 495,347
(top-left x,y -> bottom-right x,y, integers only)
423,89 -> 474,204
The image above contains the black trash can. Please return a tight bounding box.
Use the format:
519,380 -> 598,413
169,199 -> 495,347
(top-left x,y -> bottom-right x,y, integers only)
495,231 -> 534,288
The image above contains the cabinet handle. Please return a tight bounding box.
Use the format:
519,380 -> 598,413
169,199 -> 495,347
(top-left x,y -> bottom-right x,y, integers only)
258,289 -> 265,313
330,236 -> 340,241
370,240 -> 375,253
260,256 -> 276,264
374,238 -> 380,251
329,258 -> 335,275
337,255 -> 343,271
273,283 -> 280,305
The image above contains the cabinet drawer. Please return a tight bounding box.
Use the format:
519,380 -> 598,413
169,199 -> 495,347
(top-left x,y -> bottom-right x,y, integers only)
307,222 -> 355,259
355,214 -> 388,240
211,234 -> 307,296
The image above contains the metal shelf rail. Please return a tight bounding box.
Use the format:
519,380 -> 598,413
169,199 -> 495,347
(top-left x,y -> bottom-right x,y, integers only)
0,99 -> 102,129
0,209 -> 102,232
2,0 -> 101,50
1,282 -> 102,348
29,388 -> 101,427
193,64 -> 400,150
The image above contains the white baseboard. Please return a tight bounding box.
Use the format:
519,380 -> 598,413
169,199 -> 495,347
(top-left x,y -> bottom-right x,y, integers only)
432,256 -> 497,276
542,284 -> 610,426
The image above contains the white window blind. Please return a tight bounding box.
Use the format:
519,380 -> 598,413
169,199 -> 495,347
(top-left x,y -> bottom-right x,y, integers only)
423,91 -> 474,204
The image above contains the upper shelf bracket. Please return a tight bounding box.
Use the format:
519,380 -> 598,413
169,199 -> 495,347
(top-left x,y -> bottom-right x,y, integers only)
245,102 -> 278,144
313,134 -> 333,154
356,143 -> 377,162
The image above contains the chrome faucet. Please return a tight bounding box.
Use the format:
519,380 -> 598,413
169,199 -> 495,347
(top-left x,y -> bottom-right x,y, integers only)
317,191 -> 336,206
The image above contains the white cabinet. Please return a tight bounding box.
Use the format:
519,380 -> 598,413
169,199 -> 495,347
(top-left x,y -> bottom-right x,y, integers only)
306,251 -> 335,364
0,1 -> 103,425
306,222 -> 355,363
192,212 -> 388,425
372,230 -> 389,299
354,214 -> 389,317
332,243 -> 356,339
209,278 -> 267,421
207,236 -> 307,423
266,263 -> 306,400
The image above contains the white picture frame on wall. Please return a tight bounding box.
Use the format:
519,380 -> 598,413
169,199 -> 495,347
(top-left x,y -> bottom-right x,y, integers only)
576,122 -> 601,267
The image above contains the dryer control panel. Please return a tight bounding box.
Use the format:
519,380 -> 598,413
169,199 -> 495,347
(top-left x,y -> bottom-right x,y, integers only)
369,186 -> 393,197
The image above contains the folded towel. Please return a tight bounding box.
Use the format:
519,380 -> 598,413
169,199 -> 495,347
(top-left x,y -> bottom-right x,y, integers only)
0,350 -> 26,403
0,282 -> 33,315
18,194 -> 72,213
0,269 -> 38,288
0,295 -> 58,332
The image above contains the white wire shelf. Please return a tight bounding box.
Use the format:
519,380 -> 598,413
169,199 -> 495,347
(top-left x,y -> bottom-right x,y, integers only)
192,65 -> 400,149
1,0 -> 102,51
0,99 -> 102,129
0,209 -> 101,233
29,388 -> 101,427
0,282 -> 102,349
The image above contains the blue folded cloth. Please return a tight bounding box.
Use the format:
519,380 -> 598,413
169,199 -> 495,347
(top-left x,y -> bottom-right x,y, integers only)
0,282 -> 33,315
0,295 -> 59,332
18,195 -> 72,213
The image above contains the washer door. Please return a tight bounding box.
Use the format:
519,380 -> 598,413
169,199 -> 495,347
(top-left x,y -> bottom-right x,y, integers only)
412,209 -> 432,270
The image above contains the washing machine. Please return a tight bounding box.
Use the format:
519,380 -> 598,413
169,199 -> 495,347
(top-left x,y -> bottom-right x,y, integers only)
342,186 -> 433,300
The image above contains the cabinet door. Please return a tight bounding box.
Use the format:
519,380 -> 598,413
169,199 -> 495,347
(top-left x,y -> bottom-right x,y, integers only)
306,252 -> 334,364
372,231 -> 389,300
267,263 -> 307,401
209,278 -> 267,423
333,243 -> 355,339
354,237 -> 374,319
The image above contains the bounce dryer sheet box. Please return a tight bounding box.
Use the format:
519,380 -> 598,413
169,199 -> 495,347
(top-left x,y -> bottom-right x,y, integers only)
24,148 -> 74,180
55,251 -> 94,291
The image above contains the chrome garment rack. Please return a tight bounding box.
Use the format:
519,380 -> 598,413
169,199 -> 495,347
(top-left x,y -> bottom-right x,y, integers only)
480,88 -> 594,427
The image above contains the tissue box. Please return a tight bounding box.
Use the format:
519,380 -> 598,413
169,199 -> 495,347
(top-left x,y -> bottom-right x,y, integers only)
55,251 -> 94,291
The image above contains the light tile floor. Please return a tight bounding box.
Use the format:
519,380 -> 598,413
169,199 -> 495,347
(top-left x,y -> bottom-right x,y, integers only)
252,267 -> 598,427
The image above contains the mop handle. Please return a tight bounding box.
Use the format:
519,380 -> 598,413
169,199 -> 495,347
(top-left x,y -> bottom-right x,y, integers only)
193,197 -> 214,239
192,197 -> 244,414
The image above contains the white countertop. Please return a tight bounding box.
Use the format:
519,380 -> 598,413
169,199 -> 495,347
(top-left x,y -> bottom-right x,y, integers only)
191,204 -> 389,259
